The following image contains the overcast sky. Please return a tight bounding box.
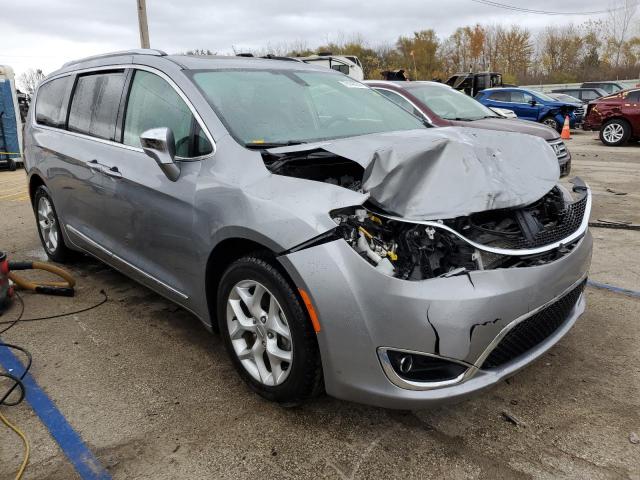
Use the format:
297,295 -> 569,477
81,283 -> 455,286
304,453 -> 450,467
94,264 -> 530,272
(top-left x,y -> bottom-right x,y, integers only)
0,0 -> 624,79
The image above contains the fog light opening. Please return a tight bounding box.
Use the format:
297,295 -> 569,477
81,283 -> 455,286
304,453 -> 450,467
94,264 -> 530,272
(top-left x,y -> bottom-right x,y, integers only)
398,355 -> 413,373
385,349 -> 468,384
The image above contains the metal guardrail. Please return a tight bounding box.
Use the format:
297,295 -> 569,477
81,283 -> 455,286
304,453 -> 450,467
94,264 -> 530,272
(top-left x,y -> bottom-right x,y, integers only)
522,79 -> 640,93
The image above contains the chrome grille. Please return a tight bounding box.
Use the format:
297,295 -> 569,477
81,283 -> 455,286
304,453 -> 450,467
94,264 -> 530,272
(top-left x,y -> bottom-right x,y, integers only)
548,140 -> 569,160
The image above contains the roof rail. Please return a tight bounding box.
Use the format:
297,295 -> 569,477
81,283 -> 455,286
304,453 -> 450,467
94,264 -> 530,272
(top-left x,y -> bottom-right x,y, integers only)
62,49 -> 167,68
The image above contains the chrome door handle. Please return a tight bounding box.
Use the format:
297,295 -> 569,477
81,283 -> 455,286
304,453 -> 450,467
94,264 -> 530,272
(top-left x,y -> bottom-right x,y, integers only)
103,166 -> 122,179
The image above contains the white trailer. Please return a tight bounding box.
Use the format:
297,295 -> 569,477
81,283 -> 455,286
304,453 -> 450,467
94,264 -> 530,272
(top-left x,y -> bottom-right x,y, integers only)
295,55 -> 364,81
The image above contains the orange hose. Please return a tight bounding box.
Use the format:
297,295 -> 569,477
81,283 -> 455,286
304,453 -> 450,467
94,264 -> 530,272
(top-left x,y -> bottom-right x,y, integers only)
8,262 -> 75,291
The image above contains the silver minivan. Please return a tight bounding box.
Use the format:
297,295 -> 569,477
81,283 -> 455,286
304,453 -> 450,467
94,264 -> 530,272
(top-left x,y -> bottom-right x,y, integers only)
24,50 -> 592,409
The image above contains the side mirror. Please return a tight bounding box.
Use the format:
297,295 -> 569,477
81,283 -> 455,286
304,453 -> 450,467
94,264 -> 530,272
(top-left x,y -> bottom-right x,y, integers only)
529,99 -> 537,106
140,127 -> 180,182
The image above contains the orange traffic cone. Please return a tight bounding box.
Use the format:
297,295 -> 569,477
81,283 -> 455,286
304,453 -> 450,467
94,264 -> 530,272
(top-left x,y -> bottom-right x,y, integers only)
561,115 -> 571,140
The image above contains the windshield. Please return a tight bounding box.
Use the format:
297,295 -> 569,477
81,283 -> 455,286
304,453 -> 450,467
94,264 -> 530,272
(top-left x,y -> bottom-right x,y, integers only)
553,94 -> 579,103
531,90 -> 557,102
190,69 -> 425,146
402,83 -> 498,121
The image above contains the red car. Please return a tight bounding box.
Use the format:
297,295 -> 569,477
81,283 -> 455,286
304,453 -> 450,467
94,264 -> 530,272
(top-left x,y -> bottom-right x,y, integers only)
583,88 -> 640,146
365,80 -> 572,176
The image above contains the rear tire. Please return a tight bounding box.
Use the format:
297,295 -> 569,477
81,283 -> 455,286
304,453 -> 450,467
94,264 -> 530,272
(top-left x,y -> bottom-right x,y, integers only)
600,119 -> 631,146
217,255 -> 323,405
33,185 -> 74,263
542,116 -> 560,132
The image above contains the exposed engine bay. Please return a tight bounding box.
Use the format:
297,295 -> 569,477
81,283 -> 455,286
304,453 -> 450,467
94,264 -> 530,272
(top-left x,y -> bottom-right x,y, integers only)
329,180 -> 589,281
262,131 -> 589,281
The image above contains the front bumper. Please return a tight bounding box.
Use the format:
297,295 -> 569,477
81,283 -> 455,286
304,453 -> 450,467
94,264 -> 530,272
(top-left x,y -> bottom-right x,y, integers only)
280,230 -> 592,409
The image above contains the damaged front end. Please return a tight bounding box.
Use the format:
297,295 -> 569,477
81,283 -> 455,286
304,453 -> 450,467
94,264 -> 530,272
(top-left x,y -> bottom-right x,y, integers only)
330,178 -> 590,281
266,129 -> 592,405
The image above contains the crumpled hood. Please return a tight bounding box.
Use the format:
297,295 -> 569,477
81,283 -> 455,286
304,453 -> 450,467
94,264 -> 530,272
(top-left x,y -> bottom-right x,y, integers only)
269,127 -> 560,220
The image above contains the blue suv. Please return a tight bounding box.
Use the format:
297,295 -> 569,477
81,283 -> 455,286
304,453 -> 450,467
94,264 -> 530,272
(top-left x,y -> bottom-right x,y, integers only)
475,88 -> 578,132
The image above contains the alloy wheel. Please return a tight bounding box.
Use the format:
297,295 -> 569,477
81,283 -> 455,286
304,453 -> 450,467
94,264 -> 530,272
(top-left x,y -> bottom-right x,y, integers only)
226,280 -> 293,386
602,123 -> 625,144
37,196 -> 59,253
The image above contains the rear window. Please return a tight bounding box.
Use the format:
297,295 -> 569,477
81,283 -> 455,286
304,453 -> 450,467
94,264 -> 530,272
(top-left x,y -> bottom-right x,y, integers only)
35,76 -> 72,128
68,71 -> 126,141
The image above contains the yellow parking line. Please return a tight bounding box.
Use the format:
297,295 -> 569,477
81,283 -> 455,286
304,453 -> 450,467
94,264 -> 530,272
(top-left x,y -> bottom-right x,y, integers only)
10,194 -> 30,202
0,179 -> 25,187
0,190 -> 28,200
0,185 -> 27,195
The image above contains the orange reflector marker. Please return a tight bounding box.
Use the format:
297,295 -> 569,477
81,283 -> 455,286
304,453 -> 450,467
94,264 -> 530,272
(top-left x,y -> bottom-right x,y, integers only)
298,288 -> 321,333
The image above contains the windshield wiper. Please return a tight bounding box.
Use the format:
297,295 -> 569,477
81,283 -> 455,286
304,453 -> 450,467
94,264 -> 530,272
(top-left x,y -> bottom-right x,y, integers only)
245,140 -> 306,149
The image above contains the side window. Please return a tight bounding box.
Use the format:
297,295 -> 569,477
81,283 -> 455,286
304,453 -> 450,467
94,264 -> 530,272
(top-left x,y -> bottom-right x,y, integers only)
489,91 -> 510,102
35,76 -> 72,128
625,90 -> 640,102
68,72 -> 126,140
123,70 -> 212,158
510,91 -> 526,103
376,89 -> 422,117
331,64 -> 350,75
582,90 -> 598,101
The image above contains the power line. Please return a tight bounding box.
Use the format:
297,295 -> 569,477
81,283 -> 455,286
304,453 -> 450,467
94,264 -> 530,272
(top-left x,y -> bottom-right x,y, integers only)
470,0 -> 639,16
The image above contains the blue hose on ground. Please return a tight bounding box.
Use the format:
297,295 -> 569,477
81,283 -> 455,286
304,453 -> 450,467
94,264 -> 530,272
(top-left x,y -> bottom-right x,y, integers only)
587,280 -> 640,299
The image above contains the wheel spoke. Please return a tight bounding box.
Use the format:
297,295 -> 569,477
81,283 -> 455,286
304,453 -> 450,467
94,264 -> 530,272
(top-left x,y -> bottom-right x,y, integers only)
266,341 -> 292,363
228,299 -> 256,331
252,341 -> 272,385
266,295 -> 290,340
226,279 -> 293,387
49,230 -> 58,249
237,346 -> 254,361
228,319 -> 245,340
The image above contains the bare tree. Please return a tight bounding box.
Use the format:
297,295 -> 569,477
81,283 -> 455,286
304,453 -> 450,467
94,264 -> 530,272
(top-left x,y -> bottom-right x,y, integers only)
17,68 -> 45,96
605,0 -> 638,68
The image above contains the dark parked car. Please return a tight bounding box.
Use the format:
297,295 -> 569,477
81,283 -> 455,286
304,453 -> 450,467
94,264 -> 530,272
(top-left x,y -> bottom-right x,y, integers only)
583,88 -> 640,146
366,81 -> 571,175
475,87 -> 578,132
551,87 -> 607,103
547,93 -> 585,124
581,82 -> 624,95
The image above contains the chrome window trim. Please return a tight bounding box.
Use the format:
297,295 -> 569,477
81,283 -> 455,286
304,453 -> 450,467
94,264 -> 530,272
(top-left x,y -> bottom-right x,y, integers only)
373,186 -> 591,257
372,87 -> 433,124
33,63 -> 217,160
377,347 -> 470,391
65,224 -> 188,300
33,123 -> 145,152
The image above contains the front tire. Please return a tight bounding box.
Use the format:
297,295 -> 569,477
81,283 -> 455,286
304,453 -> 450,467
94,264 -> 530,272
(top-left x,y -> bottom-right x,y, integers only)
33,185 -> 74,262
600,119 -> 631,146
217,255 -> 322,405
542,116 -> 560,132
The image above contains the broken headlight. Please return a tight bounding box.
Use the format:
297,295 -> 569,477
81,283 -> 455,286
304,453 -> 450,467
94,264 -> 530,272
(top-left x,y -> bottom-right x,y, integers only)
331,207 -> 481,280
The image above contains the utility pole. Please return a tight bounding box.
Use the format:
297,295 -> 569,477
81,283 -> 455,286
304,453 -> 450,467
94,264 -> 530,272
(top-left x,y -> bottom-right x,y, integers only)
137,0 -> 150,49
